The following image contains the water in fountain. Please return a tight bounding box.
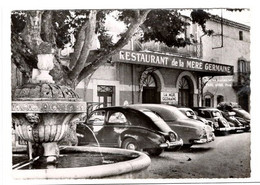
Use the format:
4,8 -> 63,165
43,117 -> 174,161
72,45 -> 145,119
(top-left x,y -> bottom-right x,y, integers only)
12,149 -> 139,170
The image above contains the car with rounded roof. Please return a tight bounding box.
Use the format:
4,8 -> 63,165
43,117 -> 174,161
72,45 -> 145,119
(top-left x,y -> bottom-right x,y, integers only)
76,106 -> 183,156
178,107 -> 214,129
192,107 -> 238,135
217,102 -> 250,131
129,104 -> 215,148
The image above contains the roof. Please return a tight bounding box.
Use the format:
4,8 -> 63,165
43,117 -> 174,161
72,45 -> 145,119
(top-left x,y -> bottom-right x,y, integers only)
210,14 -> 250,32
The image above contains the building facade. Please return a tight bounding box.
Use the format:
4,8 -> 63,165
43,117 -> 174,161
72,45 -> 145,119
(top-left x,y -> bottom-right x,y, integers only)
75,15 -> 242,113
200,15 -> 250,111
11,13 -> 249,113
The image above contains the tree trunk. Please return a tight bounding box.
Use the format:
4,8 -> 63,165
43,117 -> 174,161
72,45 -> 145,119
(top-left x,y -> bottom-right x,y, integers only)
13,10 -> 151,89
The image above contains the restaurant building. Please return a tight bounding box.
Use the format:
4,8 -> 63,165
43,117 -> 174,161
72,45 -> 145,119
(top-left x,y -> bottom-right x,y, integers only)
75,15 -> 236,112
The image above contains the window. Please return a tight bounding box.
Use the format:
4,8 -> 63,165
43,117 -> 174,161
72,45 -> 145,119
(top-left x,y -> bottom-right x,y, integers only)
205,98 -> 211,107
212,111 -> 222,118
97,85 -> 115,107
87,110 -> 105,132
217,95 -> 224,105
201,111 -> 211,118
239,31 -> 243,41
108,112 -> 127,124
237,60 -> 250,85
238,60 -> 250,73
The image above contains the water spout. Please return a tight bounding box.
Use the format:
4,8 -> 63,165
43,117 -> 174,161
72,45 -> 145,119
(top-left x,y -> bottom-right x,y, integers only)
77,122 -> 104,161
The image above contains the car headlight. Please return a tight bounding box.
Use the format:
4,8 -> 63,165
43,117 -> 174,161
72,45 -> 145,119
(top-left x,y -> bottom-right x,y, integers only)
169,132 -> 177,142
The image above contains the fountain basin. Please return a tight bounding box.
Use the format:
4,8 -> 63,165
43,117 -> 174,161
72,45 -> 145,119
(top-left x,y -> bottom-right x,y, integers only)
12,146 -> 151,179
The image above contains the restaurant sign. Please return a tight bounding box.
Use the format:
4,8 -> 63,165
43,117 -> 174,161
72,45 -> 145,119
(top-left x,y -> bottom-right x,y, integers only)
161,92 -> 178,104
112,50 -> 233,75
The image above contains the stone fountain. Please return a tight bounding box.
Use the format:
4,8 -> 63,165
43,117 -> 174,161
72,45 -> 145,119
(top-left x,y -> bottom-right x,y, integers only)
12,50 -> 86,164
11,46 -> 150,179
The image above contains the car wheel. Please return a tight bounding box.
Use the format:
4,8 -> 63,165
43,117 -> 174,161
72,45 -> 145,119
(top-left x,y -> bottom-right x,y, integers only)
145,148 -> 164,156
122,138 -> 139,151
244,126 -> 251,132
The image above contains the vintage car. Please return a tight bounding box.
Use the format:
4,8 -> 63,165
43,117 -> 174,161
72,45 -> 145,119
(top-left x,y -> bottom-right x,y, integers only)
220,111 -> 245,132
178,107 -> 214,129
192,107 -> 238,135
129,104 -> 215,148
76,106 -> 183,156
217,102 -> 250,131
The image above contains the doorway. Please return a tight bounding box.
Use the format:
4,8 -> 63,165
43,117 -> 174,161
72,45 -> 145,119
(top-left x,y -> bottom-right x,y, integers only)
97,85 -> 114,107
178,76 -> 194,107
142,73 -> 160,103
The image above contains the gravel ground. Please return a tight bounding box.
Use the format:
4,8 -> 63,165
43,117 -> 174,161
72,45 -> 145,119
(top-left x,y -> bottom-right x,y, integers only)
134,132 -> 251,179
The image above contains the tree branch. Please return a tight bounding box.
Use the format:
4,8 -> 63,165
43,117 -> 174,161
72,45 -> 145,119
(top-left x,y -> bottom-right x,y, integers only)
76,10 -> 150,84
11,34 -> 37,78
69,10 -> 97,81
21,10 -> 44,54
68,15 -> 89,70
41,11 -> 56,45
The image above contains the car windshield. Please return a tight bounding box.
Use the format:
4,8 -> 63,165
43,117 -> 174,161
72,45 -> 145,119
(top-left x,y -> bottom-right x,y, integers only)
212,110 -> 223,118
168,107 -> 189,120
142,110 -> 172,132
186,110 -> 197,119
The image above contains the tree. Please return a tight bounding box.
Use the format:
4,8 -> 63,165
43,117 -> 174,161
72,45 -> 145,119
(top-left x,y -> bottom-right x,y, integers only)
11,9 -> 213,89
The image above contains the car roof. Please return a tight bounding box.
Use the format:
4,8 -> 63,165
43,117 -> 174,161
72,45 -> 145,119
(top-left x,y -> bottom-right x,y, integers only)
94,106 -> 150,112
130,104 -> 179,110
178,107 -> 193,111
93,105 -> 172,133
129,104 -> 187,120
196,108 -> 220,111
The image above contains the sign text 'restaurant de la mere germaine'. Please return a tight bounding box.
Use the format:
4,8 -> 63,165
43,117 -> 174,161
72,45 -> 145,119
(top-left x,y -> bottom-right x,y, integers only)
113,50 -> 233,75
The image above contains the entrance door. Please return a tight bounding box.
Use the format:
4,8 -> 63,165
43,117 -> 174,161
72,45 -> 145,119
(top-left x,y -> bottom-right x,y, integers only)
178,76 -> 193,107
143,87 -> 158,103
97,85 -> 114,107
142,73 -> 159,103
98,93 -> 112,107
179,89 -> 190,107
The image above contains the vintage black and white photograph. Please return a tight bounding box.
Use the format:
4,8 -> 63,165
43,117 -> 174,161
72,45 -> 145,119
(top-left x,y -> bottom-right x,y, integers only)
1,0 -> 259,184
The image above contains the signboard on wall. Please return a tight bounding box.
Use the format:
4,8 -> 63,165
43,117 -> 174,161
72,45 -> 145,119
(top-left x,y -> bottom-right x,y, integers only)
161,92 -> 178,104
112,50 -> 234,75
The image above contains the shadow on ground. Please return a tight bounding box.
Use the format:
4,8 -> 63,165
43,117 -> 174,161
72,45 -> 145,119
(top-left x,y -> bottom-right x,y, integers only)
178,146 -> 214,153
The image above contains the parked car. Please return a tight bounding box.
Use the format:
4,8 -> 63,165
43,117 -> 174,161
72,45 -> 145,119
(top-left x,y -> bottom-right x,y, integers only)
178,107 -> 214,129
192,107 -> 235,135
220,111 -> 245,132
217,102 -> 250,131
76,106 -> 183,156
129,104 -> 215,148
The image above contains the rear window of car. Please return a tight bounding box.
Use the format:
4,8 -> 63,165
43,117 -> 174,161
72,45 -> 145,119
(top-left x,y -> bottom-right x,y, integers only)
186,110 -> 195,116
87,110 -> 105,125
108,112 -> 127,124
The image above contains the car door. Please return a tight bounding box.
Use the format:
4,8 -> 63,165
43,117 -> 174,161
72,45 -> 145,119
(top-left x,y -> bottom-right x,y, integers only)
96,110 -> 128,148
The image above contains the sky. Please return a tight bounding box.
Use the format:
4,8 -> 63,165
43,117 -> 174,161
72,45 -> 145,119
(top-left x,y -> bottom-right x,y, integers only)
104,9 -> 251,43
181,9 -> 250,26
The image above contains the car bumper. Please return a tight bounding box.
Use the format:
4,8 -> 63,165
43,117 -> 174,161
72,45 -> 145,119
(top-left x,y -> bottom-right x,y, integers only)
230,126 -> 245,130
193,134 -> 215,144
159,139 -> 183,148
215,127 -> 232,132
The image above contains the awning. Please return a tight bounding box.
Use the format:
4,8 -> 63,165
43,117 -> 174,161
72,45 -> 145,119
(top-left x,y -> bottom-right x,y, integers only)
112,49 -> 234,76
